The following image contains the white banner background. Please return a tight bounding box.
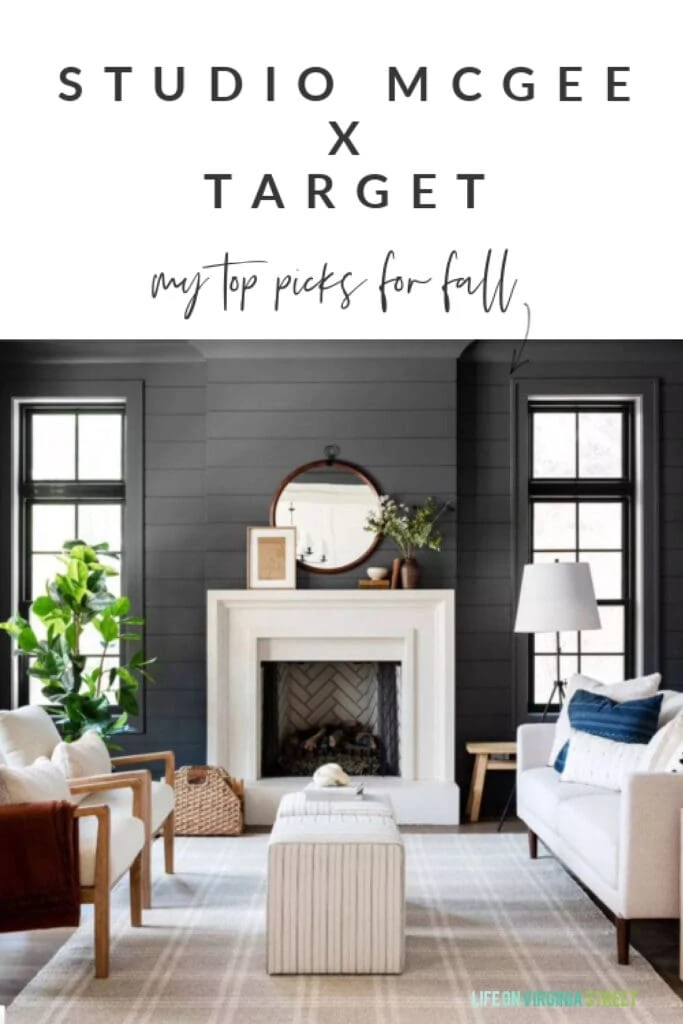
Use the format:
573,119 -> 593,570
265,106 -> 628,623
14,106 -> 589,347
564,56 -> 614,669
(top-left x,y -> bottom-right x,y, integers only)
0,1 -> 680,340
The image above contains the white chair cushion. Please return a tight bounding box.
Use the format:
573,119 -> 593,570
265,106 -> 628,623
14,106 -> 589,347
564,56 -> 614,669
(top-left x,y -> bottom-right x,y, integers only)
548,673 -> 661,766
77,812 -> 145,887
517,766 -> 601,828
0,705 -> 61,767
555,793 -> 621,887
52,731 -> 112,778
641,713 -> 683,773
79,779 -> 175,832
560,732 -> 647,791
0,757 -> 73,804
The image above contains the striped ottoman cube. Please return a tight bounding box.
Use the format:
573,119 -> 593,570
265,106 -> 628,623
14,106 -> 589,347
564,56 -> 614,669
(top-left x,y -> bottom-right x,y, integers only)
276,790 -> 395,819
267,814 -> 405,974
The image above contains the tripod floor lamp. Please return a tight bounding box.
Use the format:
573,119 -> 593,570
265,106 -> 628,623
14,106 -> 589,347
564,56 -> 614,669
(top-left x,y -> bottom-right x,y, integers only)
497,561 -> 601,832
515,561 -> 601,717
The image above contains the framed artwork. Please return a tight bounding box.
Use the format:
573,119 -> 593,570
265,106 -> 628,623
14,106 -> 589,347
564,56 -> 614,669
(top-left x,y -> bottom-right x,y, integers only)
247,526 -> 297,589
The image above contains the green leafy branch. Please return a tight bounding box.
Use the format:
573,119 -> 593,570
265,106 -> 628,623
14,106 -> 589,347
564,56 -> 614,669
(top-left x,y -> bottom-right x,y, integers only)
364,496 -> 452,560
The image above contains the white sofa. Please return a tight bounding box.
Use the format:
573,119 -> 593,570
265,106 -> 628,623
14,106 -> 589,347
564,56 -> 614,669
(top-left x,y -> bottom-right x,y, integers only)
517,722 -> 683,964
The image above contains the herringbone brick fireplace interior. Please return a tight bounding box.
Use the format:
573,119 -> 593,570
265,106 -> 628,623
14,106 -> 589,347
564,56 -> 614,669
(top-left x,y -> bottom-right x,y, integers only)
261,661 -> 400,778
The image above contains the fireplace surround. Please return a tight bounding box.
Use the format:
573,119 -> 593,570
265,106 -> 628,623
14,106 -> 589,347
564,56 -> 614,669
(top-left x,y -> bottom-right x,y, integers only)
207,590 -> 457,824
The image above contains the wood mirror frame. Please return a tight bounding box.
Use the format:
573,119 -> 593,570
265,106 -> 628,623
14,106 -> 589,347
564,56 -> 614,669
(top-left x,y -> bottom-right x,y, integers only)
269,458 -> 382,574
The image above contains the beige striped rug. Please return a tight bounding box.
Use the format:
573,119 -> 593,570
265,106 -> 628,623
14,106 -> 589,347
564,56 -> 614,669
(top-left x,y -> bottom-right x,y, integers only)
8,833 -> 681,1024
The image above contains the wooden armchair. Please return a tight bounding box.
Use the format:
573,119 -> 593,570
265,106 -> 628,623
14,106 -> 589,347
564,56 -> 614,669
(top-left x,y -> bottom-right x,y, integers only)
69,771 -> 147,978
0,706 -> 175,911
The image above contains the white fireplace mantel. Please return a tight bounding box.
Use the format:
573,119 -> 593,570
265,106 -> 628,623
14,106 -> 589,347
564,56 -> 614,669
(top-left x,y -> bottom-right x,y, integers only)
206,589 -> 458,824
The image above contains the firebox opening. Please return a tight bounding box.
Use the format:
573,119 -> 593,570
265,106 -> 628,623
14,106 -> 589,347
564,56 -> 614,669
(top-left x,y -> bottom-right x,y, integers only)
260,661 -> 401,778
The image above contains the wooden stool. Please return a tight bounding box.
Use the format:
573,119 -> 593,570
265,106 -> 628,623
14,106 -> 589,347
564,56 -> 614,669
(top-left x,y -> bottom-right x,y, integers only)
465,741 -> 517,823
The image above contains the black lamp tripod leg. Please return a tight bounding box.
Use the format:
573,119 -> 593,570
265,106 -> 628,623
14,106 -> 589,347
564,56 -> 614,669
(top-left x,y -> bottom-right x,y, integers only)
497,778 -> 516,833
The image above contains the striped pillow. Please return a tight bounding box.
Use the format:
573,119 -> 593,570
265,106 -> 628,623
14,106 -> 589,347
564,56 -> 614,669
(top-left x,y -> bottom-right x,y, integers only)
554,689 -> 663,773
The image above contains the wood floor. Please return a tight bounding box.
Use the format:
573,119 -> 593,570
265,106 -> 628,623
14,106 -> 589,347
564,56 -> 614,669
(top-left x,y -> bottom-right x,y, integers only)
1,823 -> 681,1006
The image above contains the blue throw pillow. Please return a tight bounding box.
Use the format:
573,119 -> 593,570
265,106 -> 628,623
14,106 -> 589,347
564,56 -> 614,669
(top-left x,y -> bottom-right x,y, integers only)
553,689 -> 663,773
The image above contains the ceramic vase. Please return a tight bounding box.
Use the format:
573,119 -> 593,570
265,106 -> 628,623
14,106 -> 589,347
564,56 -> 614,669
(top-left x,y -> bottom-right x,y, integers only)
400,557 -> 420,589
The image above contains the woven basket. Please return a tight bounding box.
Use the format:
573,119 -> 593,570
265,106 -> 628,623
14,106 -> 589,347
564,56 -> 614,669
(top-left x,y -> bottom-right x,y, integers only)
174,766 -> 245,836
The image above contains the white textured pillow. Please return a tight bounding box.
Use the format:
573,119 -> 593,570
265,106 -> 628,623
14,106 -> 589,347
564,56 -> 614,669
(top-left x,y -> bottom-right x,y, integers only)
51,730 -> 112,779
548,672 -> 661,766
641,714 -> 683,773
561,732 -> 646,791
0,757 -> 73,805
0,705 -> 61,767
657,690 -> 683,727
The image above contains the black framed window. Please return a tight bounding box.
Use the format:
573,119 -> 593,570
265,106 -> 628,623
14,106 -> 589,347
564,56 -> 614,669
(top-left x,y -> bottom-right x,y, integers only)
18,405 -> 126,705
528,401 -> 635,710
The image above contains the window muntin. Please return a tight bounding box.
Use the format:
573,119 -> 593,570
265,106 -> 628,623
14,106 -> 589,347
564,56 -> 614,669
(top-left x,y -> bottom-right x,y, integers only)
528,402 -> 634,709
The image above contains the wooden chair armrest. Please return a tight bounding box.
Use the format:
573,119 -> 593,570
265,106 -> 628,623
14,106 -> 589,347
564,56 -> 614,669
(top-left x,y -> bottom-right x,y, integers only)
69,770 -> 148,821
73,803 -> 110,890
110,751 -> 176,786
73,803 -> 110,823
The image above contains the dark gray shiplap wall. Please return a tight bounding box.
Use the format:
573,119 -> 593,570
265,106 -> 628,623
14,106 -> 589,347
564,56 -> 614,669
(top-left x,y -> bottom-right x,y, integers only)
456,358 -> 513,809
203,358 -> 457,592
0,353 -> 458,773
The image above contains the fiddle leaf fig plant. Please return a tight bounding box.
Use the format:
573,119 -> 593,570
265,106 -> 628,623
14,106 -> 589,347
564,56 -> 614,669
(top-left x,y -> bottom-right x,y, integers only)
0,540 -> 155,747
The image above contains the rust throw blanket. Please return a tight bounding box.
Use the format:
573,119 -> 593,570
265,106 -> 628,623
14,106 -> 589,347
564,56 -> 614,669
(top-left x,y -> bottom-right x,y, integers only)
0,800 -> 80,931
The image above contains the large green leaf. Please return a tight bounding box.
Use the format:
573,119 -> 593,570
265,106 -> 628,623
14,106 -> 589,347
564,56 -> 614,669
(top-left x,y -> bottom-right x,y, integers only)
86,592 -> 117,612
130,650 -> 155,668
17,626 -> 39,653
96,614 -> 119,644
0,614 -> 29,638
32,595 -> 57,618
117,687 -> 139,716
110,596 -> 131,617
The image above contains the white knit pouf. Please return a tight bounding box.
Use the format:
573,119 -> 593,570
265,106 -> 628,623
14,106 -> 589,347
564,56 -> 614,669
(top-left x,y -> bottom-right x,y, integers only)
276,790 -> 395,819
267,813 -> 405,974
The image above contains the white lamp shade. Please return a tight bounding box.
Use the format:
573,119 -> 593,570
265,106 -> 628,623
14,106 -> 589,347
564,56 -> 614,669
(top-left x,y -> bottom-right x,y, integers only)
514,562 -> 601,634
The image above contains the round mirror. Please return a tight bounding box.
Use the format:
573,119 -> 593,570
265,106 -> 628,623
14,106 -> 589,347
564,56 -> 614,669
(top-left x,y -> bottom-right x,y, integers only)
270,459 -> 382,573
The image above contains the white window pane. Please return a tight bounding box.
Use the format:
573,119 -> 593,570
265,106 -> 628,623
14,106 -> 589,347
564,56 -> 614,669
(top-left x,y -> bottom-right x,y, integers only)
32,504 -> 75,552
77,414 -> 123,480
535,630 -> 578,654
77,505 -> 122,551
533,551 -> 577,564
31,415 -> 76,480
31,553 -> 64,599
581,606 -> 624,654
578,412 -> 622,478
579,656 -> 625,683
583,552 -> 622,600
578,503 -> 622,551
534,655 -> 578,705
107,571 -> 122,597
532,412 -> 576,478
534,503 -> 576,550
